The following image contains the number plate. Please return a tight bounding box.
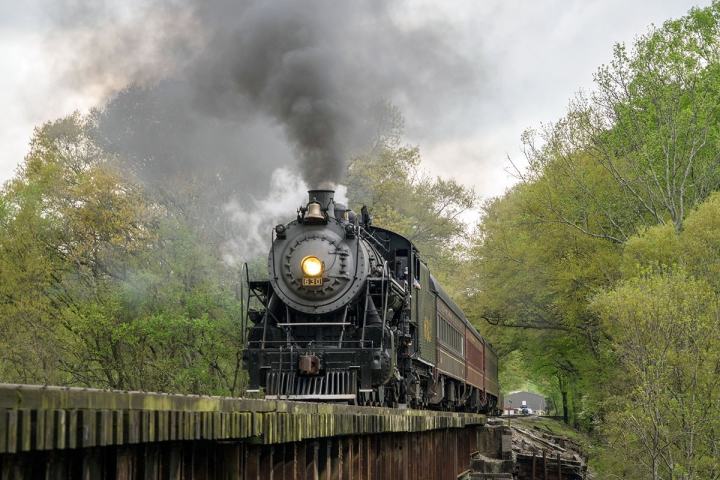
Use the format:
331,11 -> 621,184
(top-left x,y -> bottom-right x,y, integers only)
303,277 -> 323,286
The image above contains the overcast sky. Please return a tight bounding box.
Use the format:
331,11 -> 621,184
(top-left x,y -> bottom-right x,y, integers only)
0,0 -> 709,201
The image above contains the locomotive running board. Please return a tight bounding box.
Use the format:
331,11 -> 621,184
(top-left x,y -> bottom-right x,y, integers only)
265,394 -> 356,400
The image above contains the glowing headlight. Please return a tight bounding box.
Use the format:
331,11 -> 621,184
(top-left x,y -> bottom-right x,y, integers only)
301,256 -> 323,277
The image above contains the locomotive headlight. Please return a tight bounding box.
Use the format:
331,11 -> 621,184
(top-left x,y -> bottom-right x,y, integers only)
301,256 -> 323,277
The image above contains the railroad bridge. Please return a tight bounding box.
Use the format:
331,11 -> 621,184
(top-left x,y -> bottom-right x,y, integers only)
0,384 -> 497,480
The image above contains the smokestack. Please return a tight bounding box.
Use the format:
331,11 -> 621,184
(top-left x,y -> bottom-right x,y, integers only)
308,189 -> 335,217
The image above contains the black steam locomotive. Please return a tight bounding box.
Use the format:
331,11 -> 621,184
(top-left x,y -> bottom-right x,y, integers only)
243,190 -> 500,412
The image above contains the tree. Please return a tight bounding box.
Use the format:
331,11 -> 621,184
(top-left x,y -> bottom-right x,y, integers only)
593,271 -> 720,479
0,113 -> 245,395
460,176 -> 624,425
522,3 -> 720,237
346,143 -> 476,287
466,2 -> 720,435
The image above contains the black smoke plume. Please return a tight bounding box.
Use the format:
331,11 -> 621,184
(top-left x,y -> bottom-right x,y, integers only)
54,0 -> 477,189
48,0 -> 479,258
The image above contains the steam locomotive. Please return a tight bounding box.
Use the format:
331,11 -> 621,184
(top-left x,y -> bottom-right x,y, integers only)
243,190 -> 500,412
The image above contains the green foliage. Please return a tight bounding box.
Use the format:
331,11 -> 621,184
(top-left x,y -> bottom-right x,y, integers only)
682,192 -> 720,290
0,114 -> 245,395
524,2 -> 720,237
624,191 -> 720,289
467,4 -> 720,475
497,350 -> 551,396
466,177 -> 622,426
592,271 -> 720,478
622,223 -> 680,274
346,144 -> 476,288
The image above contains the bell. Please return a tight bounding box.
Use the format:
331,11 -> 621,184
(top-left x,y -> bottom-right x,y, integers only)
305,202 -> 325,223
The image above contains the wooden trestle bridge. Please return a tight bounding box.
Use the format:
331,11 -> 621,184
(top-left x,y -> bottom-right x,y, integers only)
0,384 -> 502,480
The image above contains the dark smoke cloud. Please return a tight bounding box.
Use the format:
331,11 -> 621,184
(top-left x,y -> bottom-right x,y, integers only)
52,0 -> 479,189
43,0 -> 480,260
91,82 -> 294,201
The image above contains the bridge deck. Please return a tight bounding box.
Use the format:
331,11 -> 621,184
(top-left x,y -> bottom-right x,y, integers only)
0,383 -> 485,454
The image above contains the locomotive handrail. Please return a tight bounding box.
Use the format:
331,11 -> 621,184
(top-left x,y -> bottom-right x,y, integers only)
245,339 -> 375,348
264,228 -> 275,348
240,262 -> 247,344
242,263 -> 279,346
242,265 -> 283,350
338,304 -> 349,347
352,221 -> 362,280
270,227 -> 278,280
276,322 -> 352,326
360,284 -> 370,344
285,305 -> 292,347
381,260 -> 390,350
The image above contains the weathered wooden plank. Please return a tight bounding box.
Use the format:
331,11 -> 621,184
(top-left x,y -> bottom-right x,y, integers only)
45,451 -> 71,480
68,410 -> 79,449
294,442 -> 305,480
114,410 -> 124,445
0,409 -> 7,454
1,456 -> 22,480
193,441 -> 210,480
127,410 -> 140,444
145,410 -> 155,443
216,443 -> 240,480
55,409 -> 67,450
201,412 -> 210,440
212,412 -> 222,440
33,409 -> 45,451
190,412 -> 199,440
42,409 -> 54,450
167,411 -> 175,441
157,410 -> 166,443
82,449 -> 103,480
0,384 -> 489,473
0,384 -> 276,414
182,442 -> 194,480
99,410 -> 112,446
144,444 -> 161,480
18,409 -> 31,452
310,441 -> 320,480
179,411 -> 188,441
168,446 -> 182,480
79,409 -> 97,448
141,411 -> 151,443
116,446 -> 136,480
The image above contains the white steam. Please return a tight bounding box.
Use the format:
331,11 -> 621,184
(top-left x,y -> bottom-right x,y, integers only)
221,168 -> 348,265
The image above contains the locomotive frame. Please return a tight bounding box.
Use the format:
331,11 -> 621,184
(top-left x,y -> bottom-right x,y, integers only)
243,190 -> 500,413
